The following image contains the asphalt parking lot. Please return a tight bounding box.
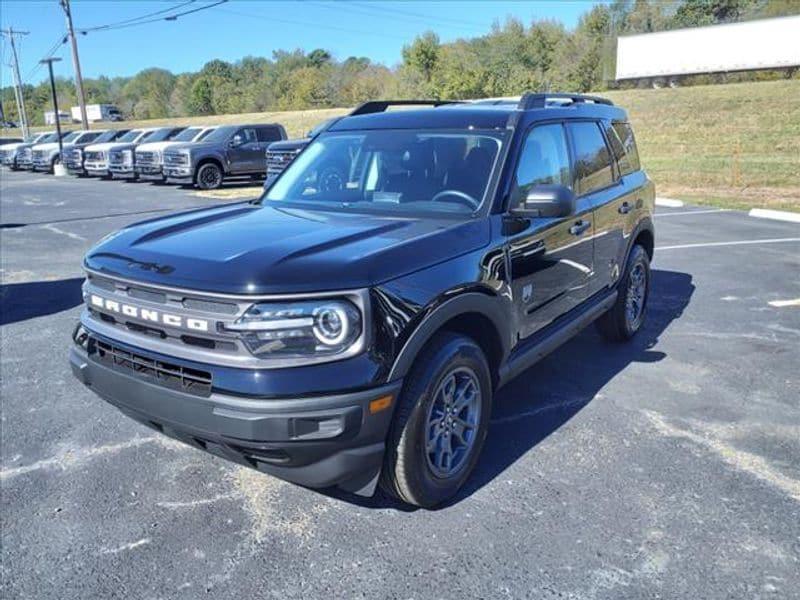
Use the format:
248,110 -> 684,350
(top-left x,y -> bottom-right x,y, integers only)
2,169 -> 799,599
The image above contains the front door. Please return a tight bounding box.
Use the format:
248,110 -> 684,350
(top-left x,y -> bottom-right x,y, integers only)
506,122 -> 595,341
227,127 -> 261,174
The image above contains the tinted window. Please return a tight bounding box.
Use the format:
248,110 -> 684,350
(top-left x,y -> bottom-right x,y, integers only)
172,127 -> 202,142
77,132 -> 101,143
568,121 -> 614,194
196,128 -> 215,141
256,127 -> 282,143
236,128 -> 258,144
511,123 -> 571,207
610,122 -> 640,174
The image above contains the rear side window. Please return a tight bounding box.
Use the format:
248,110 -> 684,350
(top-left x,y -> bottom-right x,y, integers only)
567,121 -> 614,195
510,123 -> 571,207
257,127 -> 283,143
609,122 -> 641,175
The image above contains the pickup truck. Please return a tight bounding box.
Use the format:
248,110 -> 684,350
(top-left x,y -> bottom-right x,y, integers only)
31,130 -> 107,173
163,124 -> 286,189
0,132 -> 54,169
85,127 -> 184,178
63,129 -> 131,176
71,96 -> 654,508
135,126 -> 216,182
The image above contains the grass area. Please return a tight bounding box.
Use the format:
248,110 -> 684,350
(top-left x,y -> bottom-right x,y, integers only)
605,79 -> 800,212
4,79 -> 798,211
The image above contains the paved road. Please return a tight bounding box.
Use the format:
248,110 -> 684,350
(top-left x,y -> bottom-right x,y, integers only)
2,170 -> 799,599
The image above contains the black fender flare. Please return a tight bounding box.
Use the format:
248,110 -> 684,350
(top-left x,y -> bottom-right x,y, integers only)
387,291 -> 511,382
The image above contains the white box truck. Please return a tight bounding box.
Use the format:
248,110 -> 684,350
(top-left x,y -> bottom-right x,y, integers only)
71,104 -> 123,123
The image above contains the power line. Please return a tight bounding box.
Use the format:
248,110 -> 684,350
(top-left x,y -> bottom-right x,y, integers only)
76,0 -> 229,34
219,7 -> 409,40
348,1 -> 488,30
305,1 -> 487,34
22,34 -> 67,84
79,1 -> 197,32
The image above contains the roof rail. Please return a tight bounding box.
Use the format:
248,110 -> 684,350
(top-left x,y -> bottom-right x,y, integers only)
349,99 -> 461,116
517,93 -> 614,110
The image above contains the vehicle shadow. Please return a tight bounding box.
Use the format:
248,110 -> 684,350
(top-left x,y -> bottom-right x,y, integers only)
323,269 -> 694,511
0,277 -> 84,326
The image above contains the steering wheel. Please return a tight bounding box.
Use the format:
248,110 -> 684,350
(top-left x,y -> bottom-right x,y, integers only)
431,189 -> 479,210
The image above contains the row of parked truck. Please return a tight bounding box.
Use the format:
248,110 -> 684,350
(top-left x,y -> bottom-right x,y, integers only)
0,122 -> 307,190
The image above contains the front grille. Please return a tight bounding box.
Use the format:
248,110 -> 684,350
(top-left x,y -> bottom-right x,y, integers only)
136,151 -> 159,165
93,338 -> 212,397
164,152 -> 188,166
266,150 -> 299,175
32,150 -> 45,160
85,150 -> 105,162
109,151 -> 127,165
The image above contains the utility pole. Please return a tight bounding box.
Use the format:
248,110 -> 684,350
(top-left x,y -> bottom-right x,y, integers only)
1,27 -> 31,138
60,0 -> 88,129
41,57 -> 65,174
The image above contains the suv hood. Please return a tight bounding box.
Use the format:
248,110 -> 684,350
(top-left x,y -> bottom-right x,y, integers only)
268,138 -> 310,152
84,203 -> 489,294
167,141 -> 215,154
31,142 -> 61,152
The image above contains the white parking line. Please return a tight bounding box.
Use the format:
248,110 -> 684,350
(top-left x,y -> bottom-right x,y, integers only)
769,298 -> 800,308
655,198 -> 684,208
655,209 -> 731,217
657,237 -> 800,251
749,208 -> 800,224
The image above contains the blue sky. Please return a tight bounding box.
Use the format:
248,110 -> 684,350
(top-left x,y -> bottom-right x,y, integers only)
1,1 -> 602,86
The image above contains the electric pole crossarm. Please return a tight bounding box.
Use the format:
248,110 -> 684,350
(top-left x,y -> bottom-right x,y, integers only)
1,27 -> 31,138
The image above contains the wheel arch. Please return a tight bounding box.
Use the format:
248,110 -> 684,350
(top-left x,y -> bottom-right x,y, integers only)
194,156 -> 225,180
627,217 -> 655,264
387,292 -> 510,389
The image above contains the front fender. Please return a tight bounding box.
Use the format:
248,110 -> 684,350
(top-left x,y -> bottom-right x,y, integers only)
387,291 -> 510,382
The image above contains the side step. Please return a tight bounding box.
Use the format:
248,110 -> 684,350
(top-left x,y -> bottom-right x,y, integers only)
497,290 -> 617,388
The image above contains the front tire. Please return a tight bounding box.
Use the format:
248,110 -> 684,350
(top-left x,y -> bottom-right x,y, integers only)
380,332 -> 492,508
195,163 -> 223,190
596,244 -> 650,342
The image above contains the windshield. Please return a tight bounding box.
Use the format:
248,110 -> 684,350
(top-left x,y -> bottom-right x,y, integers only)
172,127 -> 202,142
94,130 -> 120,143
147,128 -> 179,142
263,130 -> 503,216
201,126 -> 235,143
196,128 -> 215,141
61,132 -> 81,143
35,133 -> 56,143
117,130 -> 142,142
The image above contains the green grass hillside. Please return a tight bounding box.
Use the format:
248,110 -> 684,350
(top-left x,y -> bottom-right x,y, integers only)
4,80 -> 798,210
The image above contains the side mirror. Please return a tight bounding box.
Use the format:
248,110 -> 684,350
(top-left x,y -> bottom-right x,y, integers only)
230,135 -> 243,147
512,184 -> 575,218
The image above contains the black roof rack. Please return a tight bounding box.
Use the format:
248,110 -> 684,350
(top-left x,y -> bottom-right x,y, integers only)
349,99 -> 462,116
517,93 -> 614,110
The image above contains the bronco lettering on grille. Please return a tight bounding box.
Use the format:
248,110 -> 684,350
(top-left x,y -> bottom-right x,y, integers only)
90,295 -> 209,332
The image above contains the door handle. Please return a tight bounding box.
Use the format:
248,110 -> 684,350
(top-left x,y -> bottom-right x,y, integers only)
569,220 -> 591,236
618,201 -> 632,214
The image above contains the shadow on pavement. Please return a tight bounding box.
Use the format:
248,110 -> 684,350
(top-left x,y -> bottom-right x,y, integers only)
0,277 -> 84,326
325,269 -> 695,511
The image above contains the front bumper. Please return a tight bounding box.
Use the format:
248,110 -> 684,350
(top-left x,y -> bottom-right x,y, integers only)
109,165 -> 136,178
164,166 -> 193,184
70,328 -> 401,496
32,160 -> 51,171
85,162 -> 110,176
64,163 -> 85,175
136,166 -> 165,181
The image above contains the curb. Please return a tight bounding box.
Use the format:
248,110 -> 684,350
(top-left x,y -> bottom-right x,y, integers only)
748,208 -> 800,224
655,198 -> 684,208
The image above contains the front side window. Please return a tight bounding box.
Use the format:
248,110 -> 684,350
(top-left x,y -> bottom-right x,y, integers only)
510,123 -> 571,208
568,121 -> 614,195
264,130 -> 503,216
235,128 -> 258,145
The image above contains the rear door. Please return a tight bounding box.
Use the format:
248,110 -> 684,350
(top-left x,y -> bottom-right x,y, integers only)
254,126 -> 284,172
506,122 -> 595,340
565,121 -> 620,295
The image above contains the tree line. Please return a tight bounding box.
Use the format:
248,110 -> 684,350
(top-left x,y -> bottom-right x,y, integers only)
2,0 -> 797,126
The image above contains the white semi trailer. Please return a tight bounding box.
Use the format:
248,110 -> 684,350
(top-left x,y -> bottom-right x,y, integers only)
71,104 -> 123,123
616,15 -> 800,81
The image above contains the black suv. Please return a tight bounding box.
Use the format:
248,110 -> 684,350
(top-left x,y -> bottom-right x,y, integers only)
163,124 -> 286,189
70,95 -> 654,508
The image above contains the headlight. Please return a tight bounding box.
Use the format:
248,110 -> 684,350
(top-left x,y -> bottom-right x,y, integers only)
224,298 -> 363,360
121,149 -> 133,163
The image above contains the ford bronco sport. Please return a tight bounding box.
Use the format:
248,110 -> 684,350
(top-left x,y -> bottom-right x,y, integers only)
70,95 -> 654,508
